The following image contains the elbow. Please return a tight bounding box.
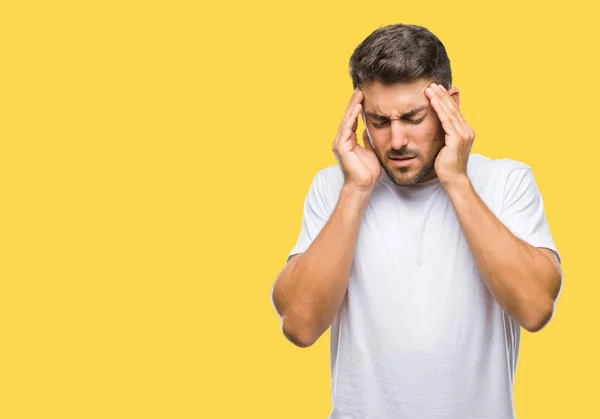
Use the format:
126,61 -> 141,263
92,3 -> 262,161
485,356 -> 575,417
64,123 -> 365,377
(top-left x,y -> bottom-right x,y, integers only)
520,299 -> 556,333
281,316 -> 320,348
522,269 -> 563,333
284,330 -> 317,348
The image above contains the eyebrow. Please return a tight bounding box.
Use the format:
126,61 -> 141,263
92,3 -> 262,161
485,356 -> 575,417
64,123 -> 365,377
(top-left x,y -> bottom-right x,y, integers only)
365,105 -> 428,121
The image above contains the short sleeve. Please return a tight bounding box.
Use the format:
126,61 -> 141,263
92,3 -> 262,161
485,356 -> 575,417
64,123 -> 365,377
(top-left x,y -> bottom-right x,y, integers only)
499,168 -> 561,264
286,171 -> 333,264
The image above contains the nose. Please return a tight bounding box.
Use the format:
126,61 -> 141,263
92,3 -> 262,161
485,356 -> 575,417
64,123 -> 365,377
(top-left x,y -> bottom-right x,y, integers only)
390,120 -> 409,150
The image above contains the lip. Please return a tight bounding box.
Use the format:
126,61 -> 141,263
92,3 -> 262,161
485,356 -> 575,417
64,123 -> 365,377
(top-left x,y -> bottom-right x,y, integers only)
389,157 -> 416,167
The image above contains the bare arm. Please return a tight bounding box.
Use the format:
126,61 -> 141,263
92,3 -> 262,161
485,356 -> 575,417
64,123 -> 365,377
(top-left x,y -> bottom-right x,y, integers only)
272,185 -> 372,347
271,87 -> 382,348
425,82 -> 563,332
445,177 -> 562,332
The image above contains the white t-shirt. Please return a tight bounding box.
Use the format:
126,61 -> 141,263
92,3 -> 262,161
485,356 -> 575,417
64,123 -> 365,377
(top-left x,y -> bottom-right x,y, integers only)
276,153 -> 561,419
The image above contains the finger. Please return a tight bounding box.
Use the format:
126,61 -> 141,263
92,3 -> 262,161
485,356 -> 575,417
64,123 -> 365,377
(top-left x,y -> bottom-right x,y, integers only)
334,102 -> 362,152
339,103 -> 362,147
338,89 -> 364,135
427,84 -> 471,139
348,87 -> 364,114
432,84 -> 469,135
435,94 -> 466,138
426,85 -> 461,135
438,85 -> 475,140
426,88 -> 461,142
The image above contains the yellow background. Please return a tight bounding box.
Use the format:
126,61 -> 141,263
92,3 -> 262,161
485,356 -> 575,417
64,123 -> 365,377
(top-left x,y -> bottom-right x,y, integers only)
1,0 -> 597,417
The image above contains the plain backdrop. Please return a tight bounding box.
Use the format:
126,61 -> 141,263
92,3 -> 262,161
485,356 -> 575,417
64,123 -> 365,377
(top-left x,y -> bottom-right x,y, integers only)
1,1 -> 598,418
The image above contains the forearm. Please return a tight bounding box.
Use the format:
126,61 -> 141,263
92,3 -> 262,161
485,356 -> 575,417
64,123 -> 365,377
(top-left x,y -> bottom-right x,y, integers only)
272,185 -> 372,347
445,176 -> 562,332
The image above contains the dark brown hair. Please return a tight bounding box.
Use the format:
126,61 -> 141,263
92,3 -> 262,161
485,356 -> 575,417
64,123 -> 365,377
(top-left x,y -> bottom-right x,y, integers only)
349,24 -> 452,90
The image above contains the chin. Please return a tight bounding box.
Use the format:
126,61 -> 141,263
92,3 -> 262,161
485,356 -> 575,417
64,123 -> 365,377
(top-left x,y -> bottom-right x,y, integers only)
391,174 -> 422,186
386,163 -> 434,186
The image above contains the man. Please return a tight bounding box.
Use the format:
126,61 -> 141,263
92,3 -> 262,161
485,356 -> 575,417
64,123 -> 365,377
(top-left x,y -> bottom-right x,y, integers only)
270,24 -> 563,418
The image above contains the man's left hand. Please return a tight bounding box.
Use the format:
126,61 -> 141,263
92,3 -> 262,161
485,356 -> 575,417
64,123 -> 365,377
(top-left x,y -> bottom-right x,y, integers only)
425,82 -> 475,188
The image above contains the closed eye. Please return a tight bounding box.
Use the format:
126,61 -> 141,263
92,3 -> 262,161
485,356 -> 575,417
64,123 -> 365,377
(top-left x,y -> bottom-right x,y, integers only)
406,117 -> 424,125
372,117 -> 424,128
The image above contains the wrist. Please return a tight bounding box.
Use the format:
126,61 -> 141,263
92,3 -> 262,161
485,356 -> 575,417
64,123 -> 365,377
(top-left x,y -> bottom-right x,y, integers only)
340,183 -> 373,211
441,174 -> 472,194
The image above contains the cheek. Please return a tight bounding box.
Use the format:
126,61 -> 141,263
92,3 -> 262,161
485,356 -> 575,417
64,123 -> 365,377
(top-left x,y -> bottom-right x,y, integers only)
411,121 -> 443,159
412,120 -> 439,143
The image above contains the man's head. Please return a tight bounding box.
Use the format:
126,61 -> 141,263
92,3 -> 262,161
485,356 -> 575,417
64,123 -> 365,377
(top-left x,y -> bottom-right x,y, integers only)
349,24 -> 457,186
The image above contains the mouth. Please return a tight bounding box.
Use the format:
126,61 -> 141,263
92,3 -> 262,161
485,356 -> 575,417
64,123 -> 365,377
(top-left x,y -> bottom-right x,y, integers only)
389,156 -> 416,168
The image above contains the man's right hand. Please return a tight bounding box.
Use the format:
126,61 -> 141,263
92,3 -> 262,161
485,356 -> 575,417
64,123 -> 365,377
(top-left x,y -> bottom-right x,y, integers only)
332,88 -> 382,191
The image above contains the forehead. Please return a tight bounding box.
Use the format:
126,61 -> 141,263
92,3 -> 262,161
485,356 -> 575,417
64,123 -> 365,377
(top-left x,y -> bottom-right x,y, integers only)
361,78 -> 432,114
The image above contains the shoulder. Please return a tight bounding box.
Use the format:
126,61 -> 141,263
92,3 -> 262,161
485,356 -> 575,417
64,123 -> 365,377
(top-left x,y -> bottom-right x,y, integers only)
467,154 -> 538,210
313,164 -> 345,194
317,164 -> 344,183
468,153 -> 533,182
302,165 -> 344,211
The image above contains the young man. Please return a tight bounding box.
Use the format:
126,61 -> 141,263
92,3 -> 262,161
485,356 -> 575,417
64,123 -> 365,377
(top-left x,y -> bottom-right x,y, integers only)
270,24 -> 563,418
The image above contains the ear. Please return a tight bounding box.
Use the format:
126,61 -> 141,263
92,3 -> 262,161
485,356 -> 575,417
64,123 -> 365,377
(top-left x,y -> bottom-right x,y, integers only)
448,87 -> 460,107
